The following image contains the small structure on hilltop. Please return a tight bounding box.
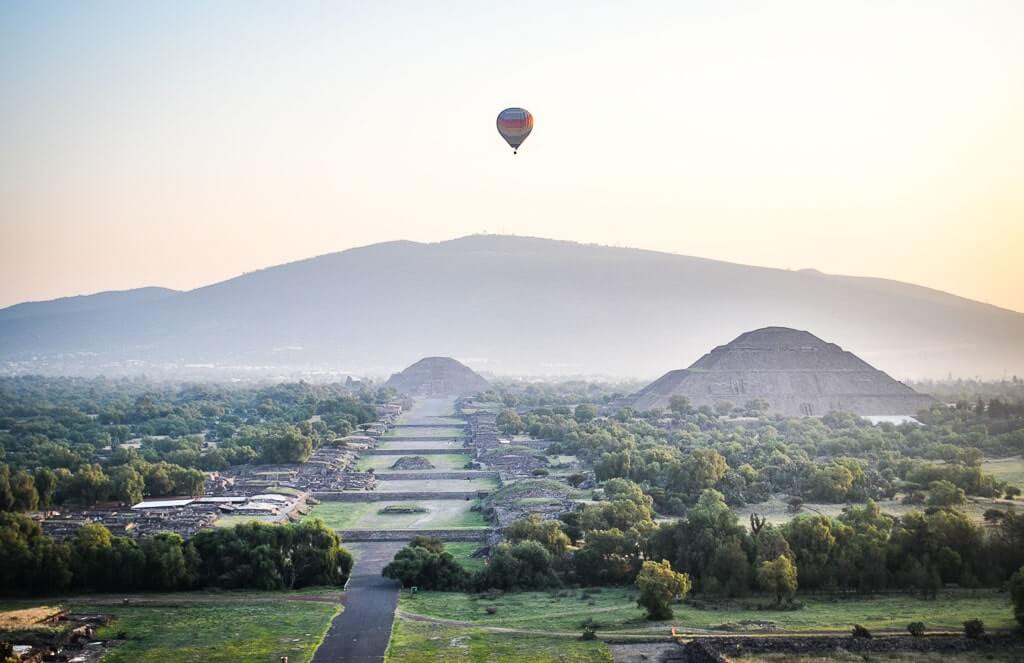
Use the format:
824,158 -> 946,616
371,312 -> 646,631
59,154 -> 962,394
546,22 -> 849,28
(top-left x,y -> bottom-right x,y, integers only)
619,327 -> 936,417
384,356 -> 491,397
390,456 -> 436,470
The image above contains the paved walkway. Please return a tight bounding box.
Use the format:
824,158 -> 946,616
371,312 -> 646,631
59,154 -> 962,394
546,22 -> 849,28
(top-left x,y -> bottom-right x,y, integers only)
311,542 -> 405,663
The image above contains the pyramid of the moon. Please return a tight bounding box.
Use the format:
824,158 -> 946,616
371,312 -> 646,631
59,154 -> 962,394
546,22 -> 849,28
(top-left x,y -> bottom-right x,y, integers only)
384,357 -> 491,397
624,327 -> 936,417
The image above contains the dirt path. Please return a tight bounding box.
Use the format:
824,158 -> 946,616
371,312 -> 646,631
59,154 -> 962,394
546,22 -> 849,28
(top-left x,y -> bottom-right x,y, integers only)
310,541 -> 405,663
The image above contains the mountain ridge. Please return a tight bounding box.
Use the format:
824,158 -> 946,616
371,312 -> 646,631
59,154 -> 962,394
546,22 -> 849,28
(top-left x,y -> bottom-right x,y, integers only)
1,235 -> 1021,379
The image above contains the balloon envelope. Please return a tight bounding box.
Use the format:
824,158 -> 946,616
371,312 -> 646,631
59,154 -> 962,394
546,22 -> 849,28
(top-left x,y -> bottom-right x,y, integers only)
496,108 -> 533,151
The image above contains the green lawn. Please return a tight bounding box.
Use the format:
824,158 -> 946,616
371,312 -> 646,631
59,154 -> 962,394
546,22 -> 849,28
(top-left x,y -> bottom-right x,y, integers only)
384,426 -> 465,438
375,439 -> 467,452
443,542 -> 488,573
84,600 -> 338,663
734,495 -> 1015,527
375,477 -> 498,492
307,500 -> 488,530
212,515 -> 276,528
356,453 -> 472,472
386,617 -> 611,662
398,589 -> 1016,635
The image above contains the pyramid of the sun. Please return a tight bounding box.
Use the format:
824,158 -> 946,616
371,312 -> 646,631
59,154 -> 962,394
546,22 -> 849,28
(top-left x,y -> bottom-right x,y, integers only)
625,327 -> 936,417
384,356 -> 490,397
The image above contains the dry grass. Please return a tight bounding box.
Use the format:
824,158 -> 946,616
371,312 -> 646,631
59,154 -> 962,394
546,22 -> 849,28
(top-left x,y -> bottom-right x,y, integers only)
0,606 -> 64,630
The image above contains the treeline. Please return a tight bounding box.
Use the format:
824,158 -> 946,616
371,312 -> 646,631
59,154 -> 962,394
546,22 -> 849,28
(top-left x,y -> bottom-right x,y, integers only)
0,376 -> 388,509
386,480 -> 1024,601
496,397 -> 1022,514
483,379 -> 642,409
0,513 -> 352,594
0,459 -> 205,511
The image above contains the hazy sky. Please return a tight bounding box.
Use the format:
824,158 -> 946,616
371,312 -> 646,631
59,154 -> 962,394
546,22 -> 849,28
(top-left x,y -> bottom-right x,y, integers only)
2,1 -> 1022,311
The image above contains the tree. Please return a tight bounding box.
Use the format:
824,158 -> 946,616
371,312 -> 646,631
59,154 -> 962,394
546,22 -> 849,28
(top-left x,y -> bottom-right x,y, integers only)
70,464 -> 110,506
574,404 -> 598,423
10,470 -> 39,511
382,542 -> 468,591
34,468 -> 58,509
636,559 -> 691,620
260,427 -> 314,464
928,480 -> 966,507
0,466 -> 13,511
144,466 -> 175,497
109,466 -> 145,505
496,409 -> 523,436
504,515 -> 571,556
475,541 -> 560,591
757,555 -> 798,604
141,532 -> 195,590
1010,566 -> 1024,627
668,396 -> 692,416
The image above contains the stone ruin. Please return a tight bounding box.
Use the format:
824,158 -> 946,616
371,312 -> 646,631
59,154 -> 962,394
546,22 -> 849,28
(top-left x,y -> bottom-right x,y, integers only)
390,456 -> 436,470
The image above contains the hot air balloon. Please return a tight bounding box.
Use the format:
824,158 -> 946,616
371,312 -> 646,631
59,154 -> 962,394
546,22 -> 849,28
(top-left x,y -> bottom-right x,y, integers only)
496,107 -> 533,154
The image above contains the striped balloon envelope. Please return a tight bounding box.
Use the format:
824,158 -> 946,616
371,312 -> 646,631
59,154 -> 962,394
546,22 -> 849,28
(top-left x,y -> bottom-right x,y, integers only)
496,107 -> 533,154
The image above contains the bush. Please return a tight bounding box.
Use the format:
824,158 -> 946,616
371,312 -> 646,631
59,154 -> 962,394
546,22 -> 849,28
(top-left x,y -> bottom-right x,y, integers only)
851,624 -> 872,639
907,621 -> 925,637
382,542 -> 468,591
580,618 -> 597,641
963,618 -> 985,639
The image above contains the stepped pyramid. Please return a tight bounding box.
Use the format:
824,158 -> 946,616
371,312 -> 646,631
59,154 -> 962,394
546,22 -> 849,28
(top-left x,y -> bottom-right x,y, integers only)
384,356 -> 490,397
625,327 -> 936,416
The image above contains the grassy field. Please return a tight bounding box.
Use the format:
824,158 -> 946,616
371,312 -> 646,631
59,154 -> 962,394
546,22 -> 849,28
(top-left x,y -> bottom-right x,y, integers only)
733,494 -> 1015,527
443,542 -> 488,573
81,600 -> 338,663
384,426 -> 465,438
732,654 -> 1024,663
356,453 -> 472,472
212,515 -> 277,528
374,477 -> 498,492
375,439 -> 467,451
386,617 -> 611,662
307,500 -> 488,530
983,456 -> 1024,490
398,589 -> 1016,635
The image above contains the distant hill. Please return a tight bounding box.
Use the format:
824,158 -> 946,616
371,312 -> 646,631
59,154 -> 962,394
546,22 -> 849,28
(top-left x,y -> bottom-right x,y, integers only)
0,287 -> 180,322
0,235 -> 1021,378
621,327 -> 937,416
384,357 -> 490,397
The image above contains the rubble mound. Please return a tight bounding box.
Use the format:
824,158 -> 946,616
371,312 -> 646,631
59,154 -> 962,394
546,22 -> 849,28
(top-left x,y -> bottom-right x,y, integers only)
384,356 -> 491,397
391,455 -> 436,470
624,327 -> 936,417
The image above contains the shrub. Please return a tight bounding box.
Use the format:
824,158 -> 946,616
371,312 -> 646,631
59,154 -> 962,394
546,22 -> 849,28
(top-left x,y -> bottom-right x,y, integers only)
851,624 -> 872,639
382,542 -> 468,591
580,618 -> 597,641
907,621 -> 925,637
963,618 -> 985,639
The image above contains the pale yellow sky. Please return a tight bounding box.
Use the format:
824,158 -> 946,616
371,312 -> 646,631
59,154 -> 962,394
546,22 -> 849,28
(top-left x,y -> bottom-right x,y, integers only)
1,1 -> 1022,311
